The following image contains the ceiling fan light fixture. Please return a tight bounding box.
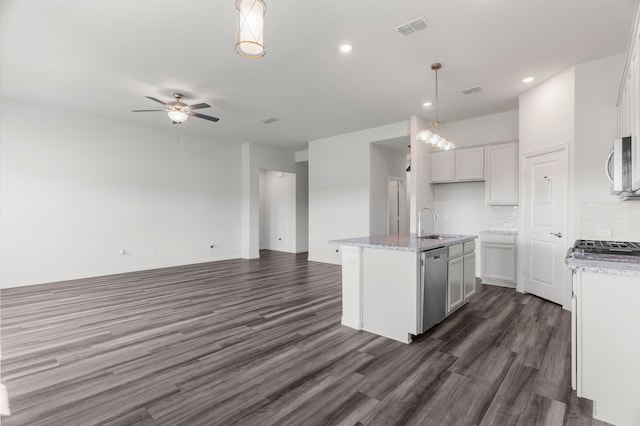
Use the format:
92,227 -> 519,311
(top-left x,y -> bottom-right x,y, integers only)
236,0 -> 266,59
168,110 -> 189,123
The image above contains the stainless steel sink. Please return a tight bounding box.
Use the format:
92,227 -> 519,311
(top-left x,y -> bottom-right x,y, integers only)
419,234 -> 457,240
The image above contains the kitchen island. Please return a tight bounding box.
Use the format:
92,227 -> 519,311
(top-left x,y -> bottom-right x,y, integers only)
566,251 -> 640,426
330,233 -> 476,343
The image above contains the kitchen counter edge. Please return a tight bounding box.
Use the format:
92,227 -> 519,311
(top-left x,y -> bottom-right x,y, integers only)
329,234 -> 477,252
566,256 -> 640,277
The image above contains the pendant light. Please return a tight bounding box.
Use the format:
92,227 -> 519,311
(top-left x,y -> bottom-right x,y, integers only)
416,63 -> 455,151
235,0 -> 266,58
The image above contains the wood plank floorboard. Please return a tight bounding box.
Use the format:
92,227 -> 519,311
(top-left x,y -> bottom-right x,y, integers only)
1,250 -> 606,425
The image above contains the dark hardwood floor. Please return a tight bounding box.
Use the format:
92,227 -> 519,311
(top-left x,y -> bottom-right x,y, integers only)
1,250 -> 607,426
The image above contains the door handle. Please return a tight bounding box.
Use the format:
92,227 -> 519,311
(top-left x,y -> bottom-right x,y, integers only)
550,232 -> 563,238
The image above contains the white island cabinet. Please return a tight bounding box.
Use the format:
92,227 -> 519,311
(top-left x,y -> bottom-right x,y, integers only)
567,258 -> 640,426
446,241 -> 476,315
330,234 -> 477,344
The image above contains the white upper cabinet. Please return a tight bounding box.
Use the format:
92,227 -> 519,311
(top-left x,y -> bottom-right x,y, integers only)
431,150 -> 455,182
431,147 -> 484,183
485,143 -> 518,205
456,147 -> 485,181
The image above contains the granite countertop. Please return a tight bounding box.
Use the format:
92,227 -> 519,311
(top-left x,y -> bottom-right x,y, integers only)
480,229 -> 518,235
329,233 -> 477,252
566,254 -> 640,277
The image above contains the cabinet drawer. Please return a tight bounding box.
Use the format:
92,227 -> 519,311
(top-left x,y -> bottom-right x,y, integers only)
448,244 -> 463,258
481,233 -> 516,245
463,240 -> 475,254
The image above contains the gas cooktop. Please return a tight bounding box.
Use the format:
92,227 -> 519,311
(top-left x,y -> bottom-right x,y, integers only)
571,239 -> 640,257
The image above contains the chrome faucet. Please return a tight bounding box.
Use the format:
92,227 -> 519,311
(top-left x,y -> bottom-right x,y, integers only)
417,207 -> 437,237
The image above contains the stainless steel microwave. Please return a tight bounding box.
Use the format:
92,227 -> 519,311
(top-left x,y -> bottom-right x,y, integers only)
606,136 -> 639,198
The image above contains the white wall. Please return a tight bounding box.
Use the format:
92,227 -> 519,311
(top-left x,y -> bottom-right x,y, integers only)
444,110 -> 519,147
241,143 -> 297,259
308,121 -> 410,264
517,54 -> 630,306
573,54 -> 640,240
410,116 -> 435,234
519,68 -> 576,155
295,161 -> 309,252
0,98 -> 243,287
259,170 -> 297,252
369,144 -> 408,235
518,67 -> 576,302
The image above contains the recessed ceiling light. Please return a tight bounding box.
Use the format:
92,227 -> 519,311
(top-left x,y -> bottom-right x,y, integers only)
522,76 -> 535,84
423,101 -> 432,107
339,43 -> 353,53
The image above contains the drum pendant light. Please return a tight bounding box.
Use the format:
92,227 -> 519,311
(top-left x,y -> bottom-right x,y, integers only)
235,0 -> 266,58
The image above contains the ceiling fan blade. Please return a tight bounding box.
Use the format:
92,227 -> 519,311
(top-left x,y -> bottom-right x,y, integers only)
132,109 -> 165,112
188,103 -> 211,110
190,111 -> 220,122
145,96 -> 168,105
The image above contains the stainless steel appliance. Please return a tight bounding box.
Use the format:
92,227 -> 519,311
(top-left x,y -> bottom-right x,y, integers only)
420,247 -> 448,333
568,239 -> 640,260
606,136 -> 640,199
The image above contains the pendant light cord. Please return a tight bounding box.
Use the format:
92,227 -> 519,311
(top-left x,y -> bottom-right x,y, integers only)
431,63 -> 442,127
435,67 -> 439,125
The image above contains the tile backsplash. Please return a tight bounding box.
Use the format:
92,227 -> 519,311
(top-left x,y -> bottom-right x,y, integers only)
488,205 -> 520,230
580,201 -> 640,241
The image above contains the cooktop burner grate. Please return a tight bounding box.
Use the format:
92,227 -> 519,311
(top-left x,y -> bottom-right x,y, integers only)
572,239 -> 640,256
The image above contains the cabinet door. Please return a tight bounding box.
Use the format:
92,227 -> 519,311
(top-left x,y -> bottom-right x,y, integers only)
463,252 -> 476,299
431,151 -> 455,183
447,256 -> 464,314
486,143 -> 518,205
456,147 -> 484,181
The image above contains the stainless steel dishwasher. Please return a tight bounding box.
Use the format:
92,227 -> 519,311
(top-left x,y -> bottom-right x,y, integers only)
420,247 -> 448,334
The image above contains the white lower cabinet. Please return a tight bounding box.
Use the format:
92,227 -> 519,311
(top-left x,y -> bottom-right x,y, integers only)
463,251 -> 476,298
447,255 -> 464,313
481,232 -> 517,287
447,241 -> 476,315
573,270 -> 640,425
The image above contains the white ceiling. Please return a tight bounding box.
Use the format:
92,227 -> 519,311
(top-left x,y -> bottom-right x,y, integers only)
1,0 -> 636,151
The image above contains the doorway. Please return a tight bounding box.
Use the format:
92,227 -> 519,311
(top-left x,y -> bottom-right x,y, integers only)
522,145 -> 568,305
387,177 -> 407,234
259,169 -> 297,253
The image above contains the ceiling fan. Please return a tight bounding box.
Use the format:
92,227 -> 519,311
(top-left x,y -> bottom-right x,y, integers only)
132,93 -> 219,124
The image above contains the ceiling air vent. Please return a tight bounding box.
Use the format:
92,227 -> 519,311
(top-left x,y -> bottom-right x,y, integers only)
461,86 -> 482,95
396,17 -> 430,36
259,117 -> 279,124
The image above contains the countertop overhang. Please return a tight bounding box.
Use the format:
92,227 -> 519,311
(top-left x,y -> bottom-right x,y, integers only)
329,233 -> 477,252
566,254 -> 640,277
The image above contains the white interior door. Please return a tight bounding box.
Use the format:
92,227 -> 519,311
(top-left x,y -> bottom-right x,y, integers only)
387,178 -> 407,235
387,180 -> 399,234
523,146 -> 568,305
